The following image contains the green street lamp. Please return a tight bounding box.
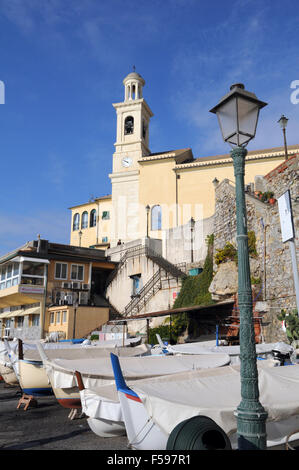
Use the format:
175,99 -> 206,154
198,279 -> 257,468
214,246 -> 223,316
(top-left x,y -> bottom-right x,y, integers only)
278,114 -> 289,160
210,83 -> 268,450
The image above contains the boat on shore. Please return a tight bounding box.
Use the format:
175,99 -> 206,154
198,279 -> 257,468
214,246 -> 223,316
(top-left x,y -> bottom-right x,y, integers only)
37,342 -> 230,426
4,338 -> 149,398
110,352 -> 299,450
155,334 -> 293,365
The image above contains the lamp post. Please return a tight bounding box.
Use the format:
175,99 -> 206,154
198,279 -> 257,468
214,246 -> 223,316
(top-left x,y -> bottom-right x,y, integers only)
210,83 -> 268,450
190,217 -> 195,263
78,230 -> 82,247
145,205 -> 150,238
278,114 -> 289,161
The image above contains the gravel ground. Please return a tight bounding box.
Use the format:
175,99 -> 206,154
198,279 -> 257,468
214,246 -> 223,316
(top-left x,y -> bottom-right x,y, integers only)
0,380 -> 128,451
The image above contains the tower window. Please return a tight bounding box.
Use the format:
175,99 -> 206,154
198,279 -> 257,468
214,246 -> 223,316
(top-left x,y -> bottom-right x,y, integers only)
90,209 -> 97,227
81,211 -> 88,229
142,121 -> 147,139
73,213 -> 80,231
151,205 -> 162,230
125,116 -> 134,135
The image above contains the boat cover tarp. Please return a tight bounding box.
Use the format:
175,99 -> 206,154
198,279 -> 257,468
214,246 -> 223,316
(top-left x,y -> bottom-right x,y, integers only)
167,342 -> 289,363
43,353 -> 231,389
130,363 -> 299,437
80,385 -> 123,422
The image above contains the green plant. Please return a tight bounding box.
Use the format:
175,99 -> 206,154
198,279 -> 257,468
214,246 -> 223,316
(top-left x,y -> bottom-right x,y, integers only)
90,334 -> 99,341
215,242 -> 237,265
148,324 -> 171,345
215,231 -> 257,265
277,309 -> 299,344
248,230 -> 258,257
251,276 -> 261,285
169,234 -> 215,342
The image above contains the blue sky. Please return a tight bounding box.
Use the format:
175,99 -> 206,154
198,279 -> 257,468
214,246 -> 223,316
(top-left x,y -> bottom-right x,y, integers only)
0,0 -> 298,255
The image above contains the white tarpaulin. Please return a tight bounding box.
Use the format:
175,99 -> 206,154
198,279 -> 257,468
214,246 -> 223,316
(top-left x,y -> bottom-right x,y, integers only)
80,385 -> 123,422
130,363 -> 299,438
42,353 -> 231,389
167,342 -> 288,363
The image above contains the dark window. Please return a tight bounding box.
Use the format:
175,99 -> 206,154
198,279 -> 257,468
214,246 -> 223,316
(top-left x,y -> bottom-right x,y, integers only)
73,213 -> 80,231
90,209 -> 97,227
151,205 -> 162,230
124,116 -> 134,135
81,211 -> 88,229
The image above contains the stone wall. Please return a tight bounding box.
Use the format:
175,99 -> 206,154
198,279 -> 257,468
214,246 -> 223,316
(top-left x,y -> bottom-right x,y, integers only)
212,155 -> 298,342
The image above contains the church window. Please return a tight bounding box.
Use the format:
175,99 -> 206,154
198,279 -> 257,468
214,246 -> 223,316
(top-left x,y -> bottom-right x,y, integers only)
90,209 -> 97,227
124,116 -> 134,135
102,211 -> 110,220
81,211 -> 88,229
73,213 -> 80,231
151,205 -> 162,230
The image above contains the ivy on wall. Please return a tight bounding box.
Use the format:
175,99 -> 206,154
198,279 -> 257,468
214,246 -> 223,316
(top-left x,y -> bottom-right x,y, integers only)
148,234 -> 215,344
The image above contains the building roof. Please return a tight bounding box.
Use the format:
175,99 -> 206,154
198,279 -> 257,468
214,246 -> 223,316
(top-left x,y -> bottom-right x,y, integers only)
173,144 -> 299,170
139,148 -> 194,164
108,299 -> 235,322
68,195 -> 112,210
0,239 -> 115,266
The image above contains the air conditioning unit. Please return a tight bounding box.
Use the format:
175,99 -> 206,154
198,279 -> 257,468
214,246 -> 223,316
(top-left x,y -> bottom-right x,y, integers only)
79,291 -> 89,305
62,282 -> 70,289
71,282 -> 80,290
82,283 -> 89,290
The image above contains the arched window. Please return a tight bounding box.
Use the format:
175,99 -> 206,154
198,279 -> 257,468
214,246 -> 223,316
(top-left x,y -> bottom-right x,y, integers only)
90,209 -> 97,227
124,116 -> 134,135
81,211 -> 88,229
73,213 -> 80,231
151,205 -> 162,230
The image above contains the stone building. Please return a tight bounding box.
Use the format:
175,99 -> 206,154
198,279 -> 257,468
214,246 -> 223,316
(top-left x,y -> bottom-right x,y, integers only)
211,154 -> 298,342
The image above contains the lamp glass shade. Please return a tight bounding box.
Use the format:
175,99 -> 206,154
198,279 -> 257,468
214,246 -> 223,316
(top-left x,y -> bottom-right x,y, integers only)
210,84 -> 267,148
216,95 -> 260,147
278,115 -> 288,129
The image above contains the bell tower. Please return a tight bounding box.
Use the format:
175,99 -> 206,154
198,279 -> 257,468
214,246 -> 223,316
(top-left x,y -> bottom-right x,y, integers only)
109,71 -> 153,245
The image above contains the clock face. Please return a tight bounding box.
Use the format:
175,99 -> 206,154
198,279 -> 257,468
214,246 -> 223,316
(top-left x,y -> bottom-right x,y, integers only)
122,156 -> 132,168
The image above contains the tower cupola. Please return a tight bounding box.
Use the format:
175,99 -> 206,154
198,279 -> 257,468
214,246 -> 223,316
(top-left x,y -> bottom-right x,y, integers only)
123,69 -> 145,101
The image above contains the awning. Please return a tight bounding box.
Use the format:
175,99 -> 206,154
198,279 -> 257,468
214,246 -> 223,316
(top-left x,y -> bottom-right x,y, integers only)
9,256 -> 49,264
0,306 -> 40,319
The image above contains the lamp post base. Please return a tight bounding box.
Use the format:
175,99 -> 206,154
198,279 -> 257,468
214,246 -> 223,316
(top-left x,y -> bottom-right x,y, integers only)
235,406 -> 268,450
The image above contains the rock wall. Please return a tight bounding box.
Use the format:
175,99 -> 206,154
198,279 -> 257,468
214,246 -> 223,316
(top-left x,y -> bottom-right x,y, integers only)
212,155 -> 298,343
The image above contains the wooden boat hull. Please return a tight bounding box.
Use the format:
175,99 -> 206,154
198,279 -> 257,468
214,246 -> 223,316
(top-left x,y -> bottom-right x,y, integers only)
0,363 -> 18,386
52,386 -> 81,409
18,360 -> 53,396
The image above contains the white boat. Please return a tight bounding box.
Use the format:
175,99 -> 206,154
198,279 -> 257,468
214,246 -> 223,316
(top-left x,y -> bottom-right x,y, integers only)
36,342 -> 151,409
37,343 -> 230,431
155,334 -> 293,365
75,371 -> 126,437
110,352 -> 299,450
0,340 -> 18,386
3,339 -> 150,398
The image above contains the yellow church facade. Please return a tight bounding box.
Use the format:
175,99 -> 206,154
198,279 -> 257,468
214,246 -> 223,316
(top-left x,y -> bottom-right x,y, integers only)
69,71 -> 298,248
